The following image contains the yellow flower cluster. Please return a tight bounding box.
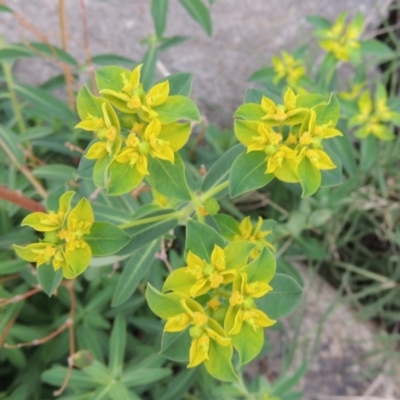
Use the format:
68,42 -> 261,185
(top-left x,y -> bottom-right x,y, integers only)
75,64 -> 192,193
272,51 -> 305,88
13,192 -> 94,279
316,12 -> 364,62
159,241 -> 276,375
235,88 -> 342,189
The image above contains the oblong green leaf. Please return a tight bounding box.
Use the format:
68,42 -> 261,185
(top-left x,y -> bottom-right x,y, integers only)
185,220 -> 225,261
32,164 -> 76,181
37,263 -> 63,297
179,0 -> 212,36
85,222 -> 131,256
118,209 -> 178,256
151,0 -> 169,37
297,157 -> 321,197
0,125 -> 24,165
112,241 -> 160,307
109,314 -> 127,378
26,42 -> 78,66
163,73 -> 193,96
256,273 -> 302,319
153,95 -> 200,123
14,84 -> 76,120
201,144 -> 244,195
146,153 -> 191,201
229,151 -> 274,197
122,367 -> 171,387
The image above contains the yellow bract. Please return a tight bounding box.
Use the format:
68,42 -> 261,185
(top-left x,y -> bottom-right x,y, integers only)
13,192 -> 94,279
272,51 -> 305,87
100,64 -> 170,120
317,12 -> 363,61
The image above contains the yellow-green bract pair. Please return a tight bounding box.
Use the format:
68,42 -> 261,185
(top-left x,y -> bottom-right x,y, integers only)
13,192 -> 93,279
146,240 -> 276,382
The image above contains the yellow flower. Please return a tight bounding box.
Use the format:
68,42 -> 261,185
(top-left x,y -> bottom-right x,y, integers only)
14,192 -> 94,279
261,88 -> 307,126
225,272 -> 275,335
317,12 -> 363,61
164,299 -> 231,368
234,216 -> 275,255
272,51 -> 305,87
163,245 -> 237,298
100,64 -> 169,120
76,100 -> 121,155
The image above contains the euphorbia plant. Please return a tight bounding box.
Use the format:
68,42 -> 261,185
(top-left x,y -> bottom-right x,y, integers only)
13,62 -> 343,383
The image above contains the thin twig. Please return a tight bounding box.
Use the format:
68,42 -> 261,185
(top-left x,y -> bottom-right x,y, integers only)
0,137 -> 47,199
0,313 -> 19,348
58,0 -> 75,110
0,286 -> 41,308
0,185 -> 46,212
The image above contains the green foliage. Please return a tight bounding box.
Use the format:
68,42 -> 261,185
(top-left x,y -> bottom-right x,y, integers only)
1,2 -> 399,400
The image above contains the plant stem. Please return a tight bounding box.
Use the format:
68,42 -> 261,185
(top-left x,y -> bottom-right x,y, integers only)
2,61 -> 26,134
118,210 -> 184,230
200,180 -> 230,202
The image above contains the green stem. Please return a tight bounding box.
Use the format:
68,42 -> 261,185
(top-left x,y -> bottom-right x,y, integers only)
200,180 -> 230,202
118,210 -> 183,230
2,61 -> 26,134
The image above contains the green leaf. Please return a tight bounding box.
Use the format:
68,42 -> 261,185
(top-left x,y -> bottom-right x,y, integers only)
201,144 -> 244,196
96,65 -> 129,93
112,241 -> 160,307
0,125 -> 24,165
37,264 -> 63,297
320,148 -> 342,188
146,283 -> 185,319
229,151 -> 274,197
329,130 -> 357,178
244,88 -> 281,104
161,329 -> 191,362
359,134 -> 377,171
179,0 -> 212,36
186,220 -> 225,261
141,45 -> 159,91
122,367 -> 172,387
159,368 -> 197,400
360,39 -> 394,60
307,15 -> 332,30
92,54 -> 137,68
109,314 -> 127,378
119,209 -> 178,255
14,84 -> 76,120
77,153 -> 95,180
85,222 -> 131,256
0,46 -> 32,62
26,42 -> 78,66
204,341 -> 237,382
151,0 -> 169,37
247,67 -> 275,85
109,383 -> 138,400
234,103 -> 265,121
315,94 -> 340,126
76,85 -> 103,120
0,4 -> 13,12
41,367 -> 97,389
297,157 -> 321,197
93,154 -> 112,188
256,273 -> 302,319
32,164 -> 76,181
146,153 -> 191,200
213,214 -> 239,238
159,36 -> 189,52
153,95 -> 200,123
244,247 -> 276,283
164,73 -> 193,96
232,321 -> 264,365
107,162 -> 144,196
